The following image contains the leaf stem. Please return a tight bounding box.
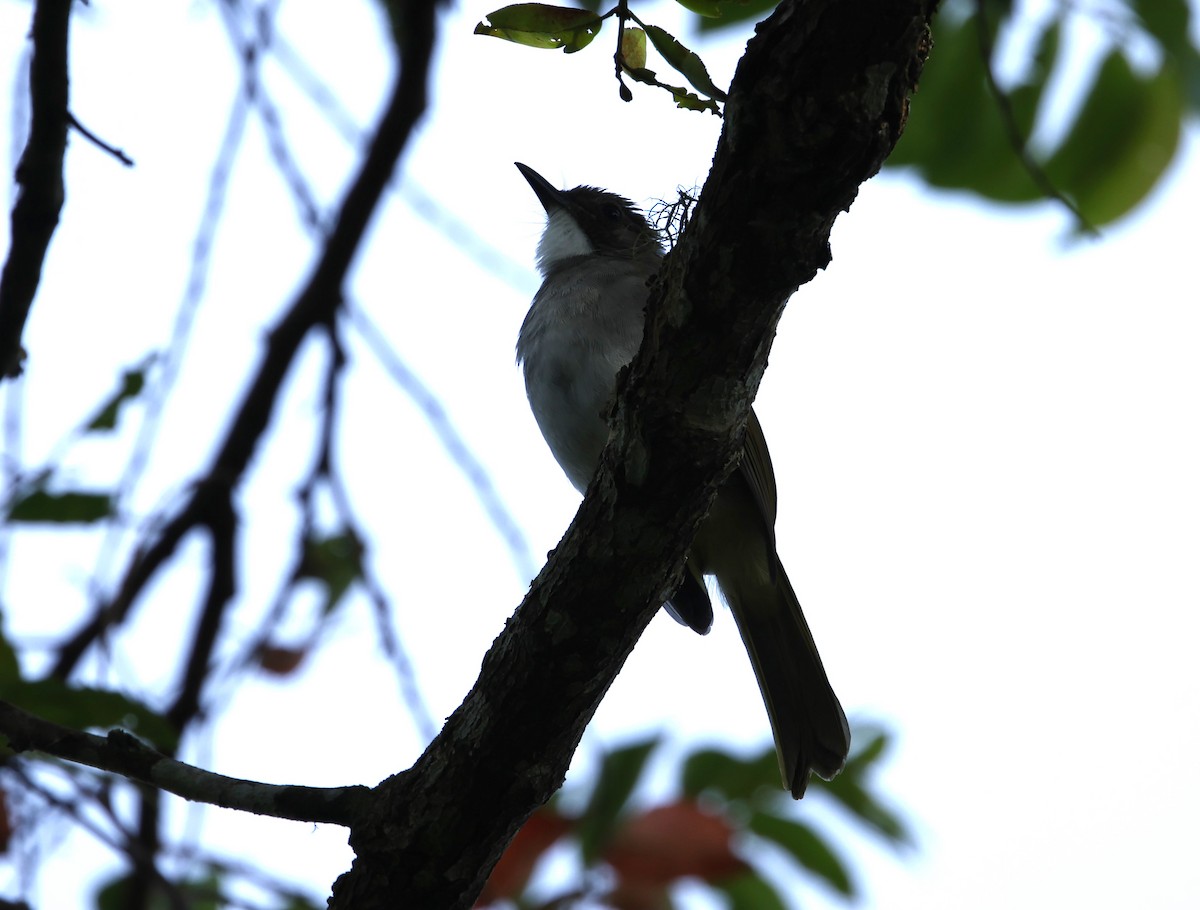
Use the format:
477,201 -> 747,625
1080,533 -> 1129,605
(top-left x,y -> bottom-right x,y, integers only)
613,0 -> 633,101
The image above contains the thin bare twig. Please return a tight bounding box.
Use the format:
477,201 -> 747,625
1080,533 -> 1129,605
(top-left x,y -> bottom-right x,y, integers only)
67,111 -> 134,166
262,9 -> 533,293
346,305 -> 537,582
84,61 -> 254,631
327,469 -> 439,742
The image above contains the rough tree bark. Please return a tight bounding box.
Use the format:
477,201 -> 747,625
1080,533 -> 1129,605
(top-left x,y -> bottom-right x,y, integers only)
327,0 -> 936,907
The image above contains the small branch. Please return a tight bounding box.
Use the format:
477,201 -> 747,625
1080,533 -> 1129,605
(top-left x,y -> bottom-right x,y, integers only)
317,320 -> 437,739
974,0 -> 1098,235
0,0 -> 73,379
346,305 -> 536,582
612,0 -> 633,101
67,112 -> 135,167
0,700 -> 368,826
326,470 -> 438,742
166,491 -> 238,730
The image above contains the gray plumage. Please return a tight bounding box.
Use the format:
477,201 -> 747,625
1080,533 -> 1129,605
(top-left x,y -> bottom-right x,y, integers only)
514,163 -> 850,796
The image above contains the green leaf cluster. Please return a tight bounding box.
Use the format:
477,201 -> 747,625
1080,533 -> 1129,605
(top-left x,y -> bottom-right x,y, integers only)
297,530 -> 364,616
475,3 -> 727,112
476,0 -> 1198,225
0,630 -> 177,755
889,2 -> 1197,228
683,725 -> 910,902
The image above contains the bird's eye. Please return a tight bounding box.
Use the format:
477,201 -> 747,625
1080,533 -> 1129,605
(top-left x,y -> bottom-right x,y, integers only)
602,203 -> 622,221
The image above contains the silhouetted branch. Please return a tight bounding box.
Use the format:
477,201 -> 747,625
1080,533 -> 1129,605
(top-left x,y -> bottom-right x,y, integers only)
0,0 -> 73,379
220,0 -> 324,232
67,111 -> 134,167
0,701 -> 368,825
166,492 -> 238,730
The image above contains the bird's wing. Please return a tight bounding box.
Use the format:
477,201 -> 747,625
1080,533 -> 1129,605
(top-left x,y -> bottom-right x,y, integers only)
739,409 -> 778,553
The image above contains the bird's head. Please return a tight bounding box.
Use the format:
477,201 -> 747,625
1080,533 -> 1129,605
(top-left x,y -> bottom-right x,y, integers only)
516,162 -> 663,277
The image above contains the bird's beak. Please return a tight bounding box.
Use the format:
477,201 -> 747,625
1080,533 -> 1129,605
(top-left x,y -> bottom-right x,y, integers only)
515,162 -> 568,213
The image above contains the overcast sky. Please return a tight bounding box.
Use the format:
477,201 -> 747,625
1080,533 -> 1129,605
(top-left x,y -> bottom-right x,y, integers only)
2,0 -> 1198,908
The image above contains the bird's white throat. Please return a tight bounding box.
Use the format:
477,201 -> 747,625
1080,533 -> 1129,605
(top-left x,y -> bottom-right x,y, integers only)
536,209 -> 594,275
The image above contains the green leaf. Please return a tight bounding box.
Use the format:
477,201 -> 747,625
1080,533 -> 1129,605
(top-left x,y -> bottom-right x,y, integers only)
475,3 -> 602,53
0,625 -> 19,686
279,896 -> 325,910
624,67 -> 721,114
1044,52 -> 1183,228
715,870 -> 788,910
888,6 -> 1189,226
97,871 -> 222,910
818,773 -> 911,847
673,0 -> 725,18
642,24 -> 727,101
297,531 -> 363,616
967,21 -> 1062,202
748,811 -> 855,895
888,11 -> 989,171
809,724 -> 912,847
1133,0 -> 1191,59
85,357 -> 153,433
7,490 -> 112,523
696,0 -> 778,32
842,726 -> 889,775
680,744 -> 779,802
577,736 -> 659,863
0,678 -> 178,751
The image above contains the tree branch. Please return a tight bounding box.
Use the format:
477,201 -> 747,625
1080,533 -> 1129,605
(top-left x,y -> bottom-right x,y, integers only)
0,700 -> 368,825
0,0 -> 73,379
67,111 -> 135,167
329,1 -> 937,907
166,491 -> 238,730
50,0 -> 440,680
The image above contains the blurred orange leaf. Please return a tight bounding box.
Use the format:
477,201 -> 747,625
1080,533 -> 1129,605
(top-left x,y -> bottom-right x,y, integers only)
0,788 -> 11,854
603,878 -> 674,910
257,645 -> 307,676
603,801 -> 746,885
477,808 -> 572,905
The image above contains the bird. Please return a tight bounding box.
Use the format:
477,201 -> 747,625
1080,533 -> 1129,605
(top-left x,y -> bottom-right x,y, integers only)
514,162 -> 850,797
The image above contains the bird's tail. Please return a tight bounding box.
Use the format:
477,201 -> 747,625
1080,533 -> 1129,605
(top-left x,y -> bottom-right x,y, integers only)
724,563 -> 850,797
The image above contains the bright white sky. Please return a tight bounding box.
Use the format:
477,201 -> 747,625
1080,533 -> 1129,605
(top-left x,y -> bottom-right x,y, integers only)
1,0 -> 1198,908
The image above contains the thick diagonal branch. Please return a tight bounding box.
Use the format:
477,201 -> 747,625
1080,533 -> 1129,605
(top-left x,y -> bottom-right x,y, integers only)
329,1 -> 936,907
0,0 -> 72,379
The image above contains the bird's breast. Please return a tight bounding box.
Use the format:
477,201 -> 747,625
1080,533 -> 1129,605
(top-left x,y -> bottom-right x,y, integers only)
517,258 -> 655,492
